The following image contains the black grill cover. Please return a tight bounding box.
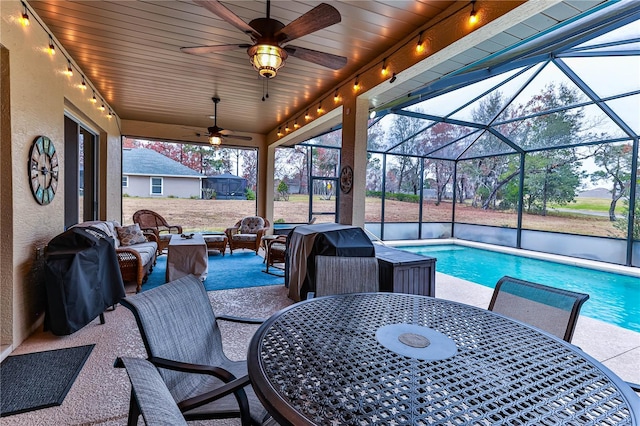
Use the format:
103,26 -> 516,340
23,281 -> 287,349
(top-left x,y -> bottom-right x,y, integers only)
44,226 -> 125,335
301,227 -> 375,299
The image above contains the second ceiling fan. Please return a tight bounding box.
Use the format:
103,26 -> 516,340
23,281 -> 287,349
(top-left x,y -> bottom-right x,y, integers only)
181,0 -> 347,78
199,97 -> 252,146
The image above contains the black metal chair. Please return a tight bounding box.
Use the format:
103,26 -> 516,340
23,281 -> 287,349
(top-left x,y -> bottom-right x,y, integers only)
120,274 -> 270,426
488,275 -> 589,343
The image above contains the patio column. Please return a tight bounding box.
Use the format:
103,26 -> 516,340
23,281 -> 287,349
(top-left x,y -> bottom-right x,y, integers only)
339,96 -> 368,227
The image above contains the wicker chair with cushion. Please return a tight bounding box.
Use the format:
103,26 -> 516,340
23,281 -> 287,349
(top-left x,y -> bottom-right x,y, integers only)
133,209 -> 183,255
488,275 -> 590,343
225,216 -> 270,255
120,274 -> 271,426
265,235 -> 288,274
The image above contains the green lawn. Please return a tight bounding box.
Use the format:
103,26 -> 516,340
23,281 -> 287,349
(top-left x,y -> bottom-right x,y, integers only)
550,196 -> 625,214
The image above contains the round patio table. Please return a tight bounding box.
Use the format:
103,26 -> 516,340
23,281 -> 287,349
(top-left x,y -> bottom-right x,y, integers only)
248,293 -> 639,425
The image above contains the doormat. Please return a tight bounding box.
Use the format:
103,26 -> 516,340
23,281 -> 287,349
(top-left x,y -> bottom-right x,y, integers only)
0,344 -> 94,417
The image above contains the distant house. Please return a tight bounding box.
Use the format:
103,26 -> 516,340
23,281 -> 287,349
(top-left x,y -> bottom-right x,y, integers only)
203,173 -> 247,200
122,148 -> 203,198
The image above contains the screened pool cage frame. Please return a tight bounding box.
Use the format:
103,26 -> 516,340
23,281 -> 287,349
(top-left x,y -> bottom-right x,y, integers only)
289,4 -> 640,267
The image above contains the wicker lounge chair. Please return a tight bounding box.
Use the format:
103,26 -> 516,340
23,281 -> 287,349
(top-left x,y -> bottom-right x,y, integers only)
132,209 -> 183,255
225,216 -> 270,255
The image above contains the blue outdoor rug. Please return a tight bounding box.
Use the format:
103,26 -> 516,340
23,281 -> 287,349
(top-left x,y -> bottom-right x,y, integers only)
142,251 -> 285,292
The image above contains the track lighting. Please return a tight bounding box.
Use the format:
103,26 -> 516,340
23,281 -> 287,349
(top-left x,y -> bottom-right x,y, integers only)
65,59 -> 73,76
381,59 -> 389,77
317,102 -> 323,114
294,120 -> 300,129
285,122 -> 290,132
305,110 -> 311,121
334,90 -> 340,102
107,109 -> 113,118
90,91 -> 97,103
469,1 -> 478,24
390,73 -> 397,84
20,2 -> 30,26
353,75 -> 360,91
80,76 -> 87,90
99,103 -> 105,112
416,31 -> 425,53
48,35 -> 55,55
277,127 -> 283,137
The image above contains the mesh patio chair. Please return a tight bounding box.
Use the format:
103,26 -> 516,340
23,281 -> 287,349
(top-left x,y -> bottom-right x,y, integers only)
488,275 -> 590,343
116,357 -> 188,426
225,216 -> 270,255
120,274 -> 270,426
132,209 -> 183,255
311,255 -> 379,298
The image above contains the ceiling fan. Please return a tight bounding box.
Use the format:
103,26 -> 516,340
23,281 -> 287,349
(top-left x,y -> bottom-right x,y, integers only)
195,97 -> 253,146
181,0 -> 347,78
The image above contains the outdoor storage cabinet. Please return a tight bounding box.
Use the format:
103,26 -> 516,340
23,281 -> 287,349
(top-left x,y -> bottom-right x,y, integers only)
44,226 -> 125,335
375,245 -> 436,296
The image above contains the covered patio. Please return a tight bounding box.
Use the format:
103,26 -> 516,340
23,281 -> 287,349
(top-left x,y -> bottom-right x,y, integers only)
1,0 -> 639,422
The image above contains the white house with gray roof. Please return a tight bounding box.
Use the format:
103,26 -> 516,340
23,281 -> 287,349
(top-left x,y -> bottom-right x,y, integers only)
122,148 -> 203,198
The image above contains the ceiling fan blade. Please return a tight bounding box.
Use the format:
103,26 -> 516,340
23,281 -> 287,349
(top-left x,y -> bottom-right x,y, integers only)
193,0 -> 261,39
284,45 -> 347,70
222,134 -> 253,141
275,3 -> 341,44
181,44 -> 250,55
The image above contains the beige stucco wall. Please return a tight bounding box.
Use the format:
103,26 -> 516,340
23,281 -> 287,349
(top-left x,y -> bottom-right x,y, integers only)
1,1 -> 122,350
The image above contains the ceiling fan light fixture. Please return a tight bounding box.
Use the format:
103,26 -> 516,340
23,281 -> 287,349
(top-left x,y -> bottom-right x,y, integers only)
209,135 -> 223,146
248,44 -> 288,79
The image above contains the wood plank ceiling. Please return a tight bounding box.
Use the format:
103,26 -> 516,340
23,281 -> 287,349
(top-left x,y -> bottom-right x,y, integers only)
29,0 -> 456,138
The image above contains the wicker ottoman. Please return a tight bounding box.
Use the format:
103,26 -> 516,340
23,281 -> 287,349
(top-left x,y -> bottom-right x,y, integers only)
203,234 -> 228,256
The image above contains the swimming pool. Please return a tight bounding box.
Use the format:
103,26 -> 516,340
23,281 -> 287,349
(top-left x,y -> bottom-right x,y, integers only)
396,243 -> 640,333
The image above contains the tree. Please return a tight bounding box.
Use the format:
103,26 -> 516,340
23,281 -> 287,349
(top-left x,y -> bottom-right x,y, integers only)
277,180 -> 290,201
590,143 -> 633,221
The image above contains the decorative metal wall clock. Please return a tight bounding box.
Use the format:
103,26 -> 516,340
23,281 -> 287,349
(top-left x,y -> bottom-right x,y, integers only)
28,136 -> 59,205
339,165 -> 353,194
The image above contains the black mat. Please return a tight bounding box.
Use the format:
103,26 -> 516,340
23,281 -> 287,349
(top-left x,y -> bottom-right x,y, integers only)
0,344 -> 94,417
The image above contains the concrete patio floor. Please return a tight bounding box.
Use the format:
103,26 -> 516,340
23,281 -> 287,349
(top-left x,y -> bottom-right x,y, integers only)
2,270 -> 638,425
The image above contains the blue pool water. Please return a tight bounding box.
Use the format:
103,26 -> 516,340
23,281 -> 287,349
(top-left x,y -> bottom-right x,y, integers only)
397,244 -> 640,333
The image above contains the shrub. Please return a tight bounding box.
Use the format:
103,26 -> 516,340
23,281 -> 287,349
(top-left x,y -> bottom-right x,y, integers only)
245,188 -> 256,200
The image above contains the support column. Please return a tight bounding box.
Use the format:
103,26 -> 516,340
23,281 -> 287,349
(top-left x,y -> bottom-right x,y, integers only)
339,96 -> 369,227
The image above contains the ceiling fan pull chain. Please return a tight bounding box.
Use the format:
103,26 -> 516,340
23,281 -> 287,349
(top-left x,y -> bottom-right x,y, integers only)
262,77 -> 270,101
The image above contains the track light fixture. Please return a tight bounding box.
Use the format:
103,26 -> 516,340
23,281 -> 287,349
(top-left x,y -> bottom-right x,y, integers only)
48,35 -> 55,55
99,103 -> 105,112
353,75 -> 360,91
107,109 -> 113,118
317,102 -> 323,114
469,1 -> 478,24
65,59 -> 73,76
416,31 -> 425,53
90,91 -> 97,103
285,122 -> 290,132
80,76 -> 87,90
277,127 -> 283,137
305,110 -> 311,120
390,73 -> 397,84
21,2 -> 30,26
294,120 -> 300,129
381,59 -> 389,77
334,90 -> 340,102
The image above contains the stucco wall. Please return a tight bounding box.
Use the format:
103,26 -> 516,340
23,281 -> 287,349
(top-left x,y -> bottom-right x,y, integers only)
1,1 -> 122,350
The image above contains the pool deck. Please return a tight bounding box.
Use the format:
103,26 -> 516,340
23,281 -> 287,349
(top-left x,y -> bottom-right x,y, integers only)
436,272 -> 640,386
